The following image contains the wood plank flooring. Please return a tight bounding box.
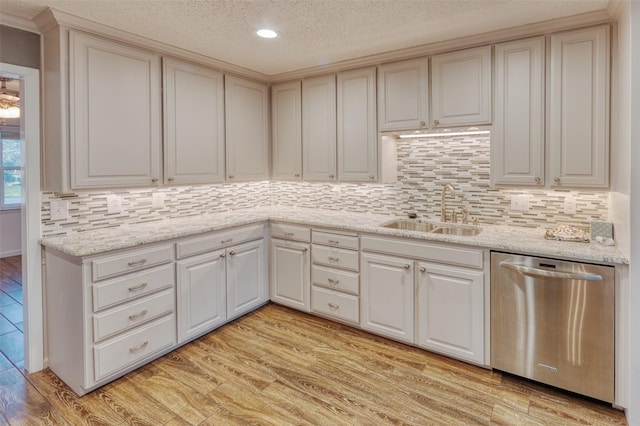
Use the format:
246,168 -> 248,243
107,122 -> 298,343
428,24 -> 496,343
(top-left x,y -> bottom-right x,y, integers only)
0,302 -> 627,425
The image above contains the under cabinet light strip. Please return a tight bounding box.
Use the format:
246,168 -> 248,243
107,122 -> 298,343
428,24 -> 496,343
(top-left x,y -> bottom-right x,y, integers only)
397,130 -> 491,139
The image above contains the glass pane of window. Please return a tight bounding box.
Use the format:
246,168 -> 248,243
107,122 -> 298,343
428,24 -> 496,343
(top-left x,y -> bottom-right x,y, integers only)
2,139 -> 21,167
3,169 -> 21,206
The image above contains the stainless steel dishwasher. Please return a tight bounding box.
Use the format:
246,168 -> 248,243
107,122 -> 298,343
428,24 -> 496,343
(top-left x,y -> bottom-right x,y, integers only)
491,252 -> 614,403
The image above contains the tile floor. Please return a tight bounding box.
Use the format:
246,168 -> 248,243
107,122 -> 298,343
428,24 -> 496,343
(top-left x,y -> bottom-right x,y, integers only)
0,255 -> 23,371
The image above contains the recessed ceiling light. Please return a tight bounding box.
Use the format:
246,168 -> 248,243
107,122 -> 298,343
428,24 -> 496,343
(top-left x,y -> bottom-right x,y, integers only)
256,28 -> 278,39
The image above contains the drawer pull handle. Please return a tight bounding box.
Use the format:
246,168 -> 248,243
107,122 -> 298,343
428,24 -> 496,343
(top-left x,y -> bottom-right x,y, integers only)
328,256 -> 339,262
128,282 -> 148,292
419,267 -> 426,273
302,247 -> 308,252
220,238 -> 233,244
328,239 -> 340,245
127,258 -> 148,267
219,253 -> 226,259
404,264 -> 411,270
328,302 -> 340,310
327,278 -> 340,285
284,232 -> 295,237
128,309 -> 148,320
229,250 -> 236,256
129,341 -> 149,353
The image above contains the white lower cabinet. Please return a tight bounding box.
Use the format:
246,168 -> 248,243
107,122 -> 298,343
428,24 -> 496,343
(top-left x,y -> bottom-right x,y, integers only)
360,252 -> 414,344
417,262 -> 484,364
270,235 -> 311,312
226,239 -> 268,320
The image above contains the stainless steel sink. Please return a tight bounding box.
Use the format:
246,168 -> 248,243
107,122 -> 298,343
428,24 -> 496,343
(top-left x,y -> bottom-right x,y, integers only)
380,219 -> 482,236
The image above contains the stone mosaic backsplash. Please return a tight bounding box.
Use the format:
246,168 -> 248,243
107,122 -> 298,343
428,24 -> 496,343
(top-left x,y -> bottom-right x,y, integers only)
41,134 -> 609,237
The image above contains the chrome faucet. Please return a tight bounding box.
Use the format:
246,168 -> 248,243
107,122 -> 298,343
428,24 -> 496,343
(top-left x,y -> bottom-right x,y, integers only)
441,184 -> 455,222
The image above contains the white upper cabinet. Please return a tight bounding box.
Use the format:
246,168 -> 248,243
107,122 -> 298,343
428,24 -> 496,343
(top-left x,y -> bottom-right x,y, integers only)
163,58 -> 225,185
225,75 -> 270,182
302,74 -> 337,181
492,37 -> 545,187
431,46 -> 492,127
549,26 -> 610,188
378,58 -> 429,131
337,67 -> 377,182
271,81 -> 302,180
70,32 -> 162,188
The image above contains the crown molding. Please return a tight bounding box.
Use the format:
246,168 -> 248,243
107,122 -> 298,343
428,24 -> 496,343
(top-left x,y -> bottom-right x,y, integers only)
0,10 -> 39,33
33,7 -> 270,82
269,9 -> 614,82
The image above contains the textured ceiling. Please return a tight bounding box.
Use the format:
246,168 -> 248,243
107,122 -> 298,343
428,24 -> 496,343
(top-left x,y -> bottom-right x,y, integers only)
0,0 -> 609,76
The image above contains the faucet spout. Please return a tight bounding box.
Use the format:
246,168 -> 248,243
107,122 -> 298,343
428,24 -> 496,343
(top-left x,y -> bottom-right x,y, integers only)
441,184 -> 455,222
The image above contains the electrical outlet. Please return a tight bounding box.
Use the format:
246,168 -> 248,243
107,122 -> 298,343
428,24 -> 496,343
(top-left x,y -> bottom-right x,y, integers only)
50,200 -> 69,221
511,194 -> 530,212
564,196 -> 577,214
106,194 -> 123,214
152,192 -> 166,209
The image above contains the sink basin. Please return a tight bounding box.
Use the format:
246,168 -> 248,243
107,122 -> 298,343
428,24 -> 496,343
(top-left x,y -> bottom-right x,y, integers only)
380,219 -> 482,237
380,219 -> 440,232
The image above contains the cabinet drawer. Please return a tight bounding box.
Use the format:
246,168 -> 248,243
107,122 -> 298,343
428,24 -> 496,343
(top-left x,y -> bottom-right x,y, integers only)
94,314 -> 176,382
176,223 -> 264,259
312,265 -> 359,295
312,245 -> 359,271
92,245 -> 173,281
93,289 -> 174,343
271,223 -> 310,242
92,263 -> 174,312
311,286 -> 359,323
361,235 -> 484,269
312,230 -> 359,250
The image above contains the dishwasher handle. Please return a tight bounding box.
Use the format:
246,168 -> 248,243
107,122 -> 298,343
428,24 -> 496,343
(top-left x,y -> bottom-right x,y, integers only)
500,261 -> 603,281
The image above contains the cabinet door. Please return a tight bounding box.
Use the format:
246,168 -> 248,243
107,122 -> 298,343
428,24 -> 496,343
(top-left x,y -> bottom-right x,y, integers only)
337,67 -> 377,182
492,37 -> 545,187
163,58 -> 225,185
270,238 -> 310,312
360,253 -> 414,344
417,262 -> 484,364
549,26 -> 610,188
272,81 -> 302,180
70,32 -> 162,188
431,46 -> 492,127
302,74 -> 337,181
177,251 -> 226,343
225,75 -> 270,181
378,58 -> 429,131
226,239 -> 267,320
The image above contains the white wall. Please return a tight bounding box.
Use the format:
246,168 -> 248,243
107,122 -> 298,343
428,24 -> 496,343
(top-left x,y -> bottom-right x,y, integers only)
0,209 -> 21,257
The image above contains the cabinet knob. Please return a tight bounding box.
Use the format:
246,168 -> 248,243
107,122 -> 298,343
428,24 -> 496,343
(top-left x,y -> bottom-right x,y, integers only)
404,264 -> 411,270
168,177 -> 175,182
419,121 -> 426,127
219,253 -> 226,258
419,267 -> 426,273
554,177 -> 561,184
433,119 -> 440,126
369,175 -> 375,180
229,175 -> 235,179
294,173 -> 300,178
302,247 -> 308,252
151,178 -> 159,183
229,250 -> 236,256
328,302 -> 340,310
329,174 -> 335,179
535,177 -> 541,184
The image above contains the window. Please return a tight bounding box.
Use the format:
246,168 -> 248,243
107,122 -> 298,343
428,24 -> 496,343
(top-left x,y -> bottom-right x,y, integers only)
1,130 -> 21,209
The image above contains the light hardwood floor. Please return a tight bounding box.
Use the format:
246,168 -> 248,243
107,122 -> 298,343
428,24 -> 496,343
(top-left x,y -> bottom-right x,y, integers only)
0,303 -> 628,425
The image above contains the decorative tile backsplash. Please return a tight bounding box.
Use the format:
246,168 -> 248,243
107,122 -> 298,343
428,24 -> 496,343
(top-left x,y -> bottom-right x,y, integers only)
41,134 -> 609,237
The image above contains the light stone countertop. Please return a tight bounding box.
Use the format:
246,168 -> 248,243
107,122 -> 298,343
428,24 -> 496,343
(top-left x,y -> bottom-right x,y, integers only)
40,206 -> 629,265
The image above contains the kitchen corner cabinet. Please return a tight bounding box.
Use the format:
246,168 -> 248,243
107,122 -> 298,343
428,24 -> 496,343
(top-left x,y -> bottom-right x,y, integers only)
271,81 -> 302,180
270,223 -> 311,312
361,252 -> 414,343
175,224 -> 267,343
337,67 -> 378,182
163,58 -> 225,185
302,74 -> 337,181
378,58 -> 429,131
225,75 -> 270,182
70,31 -> 163,189
431,46 -> 492,127
491,37 -> 545,187
549,26 -> 610,188
417,262 -> 484,364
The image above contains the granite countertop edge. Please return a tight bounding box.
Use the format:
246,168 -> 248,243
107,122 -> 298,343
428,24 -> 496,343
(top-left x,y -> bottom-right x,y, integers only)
39,207 -> 630,265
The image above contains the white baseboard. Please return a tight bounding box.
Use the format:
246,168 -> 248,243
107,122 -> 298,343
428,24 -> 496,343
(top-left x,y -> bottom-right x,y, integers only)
0,249 -> 22,258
